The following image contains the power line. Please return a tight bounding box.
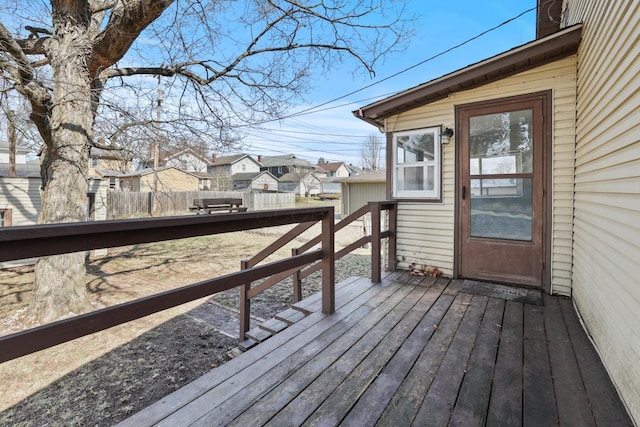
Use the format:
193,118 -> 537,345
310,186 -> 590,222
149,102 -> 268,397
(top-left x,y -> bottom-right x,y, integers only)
257,4 -> 538,123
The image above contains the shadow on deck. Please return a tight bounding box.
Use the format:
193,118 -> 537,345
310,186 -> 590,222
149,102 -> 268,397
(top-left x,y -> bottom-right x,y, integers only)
120,274 -> 632,426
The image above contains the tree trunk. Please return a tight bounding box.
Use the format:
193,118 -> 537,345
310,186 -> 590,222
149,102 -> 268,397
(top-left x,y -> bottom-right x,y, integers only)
31,14 -> 95,323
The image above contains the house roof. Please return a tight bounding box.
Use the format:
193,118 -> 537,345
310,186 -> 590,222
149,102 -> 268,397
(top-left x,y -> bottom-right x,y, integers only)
120,166 -> 200,178
321,162 -> 348,172
260,154 -> 314,168
232,171 -> 277,182
278,171 -> 320,182
166,148 -> 212,165
0,163 -> 41,178
210,154 -> 254,166
333,169 -> 386,183
95,169 -> 125,178
354,24 -> 583,128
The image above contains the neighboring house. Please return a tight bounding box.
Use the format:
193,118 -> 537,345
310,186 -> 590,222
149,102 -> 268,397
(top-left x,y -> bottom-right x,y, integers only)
354,0 -> 639,423
314,161 -> 351,194
345,163 -> 363,176
333,170 -> 386,216
0,142 -> 30,165
0,163 -> 41,228
1,160 -> 108,266
89,147 -> 133,190
260,154 -> 316,178
278,172 -> 321,196
208,154 -> 262,190
164,148 -> 211,173
118,166 -> 200,192
319,161 -> 350,178
231,171 -> 279,192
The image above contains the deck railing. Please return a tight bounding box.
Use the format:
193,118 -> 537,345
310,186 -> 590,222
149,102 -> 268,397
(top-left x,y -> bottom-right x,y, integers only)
238,201 -> 396,340
0,201 -> 396,363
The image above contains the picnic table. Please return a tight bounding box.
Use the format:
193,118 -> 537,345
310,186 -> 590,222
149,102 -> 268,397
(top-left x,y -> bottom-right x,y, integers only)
189,198 -> 247,214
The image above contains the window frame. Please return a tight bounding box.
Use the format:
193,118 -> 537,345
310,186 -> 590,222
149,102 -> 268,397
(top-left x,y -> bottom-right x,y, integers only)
392,126 -> 442,200
0,209 -> 12,227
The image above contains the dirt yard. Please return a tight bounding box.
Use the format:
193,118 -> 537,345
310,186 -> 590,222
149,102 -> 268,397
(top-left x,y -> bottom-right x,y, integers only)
0,208 -> 372,426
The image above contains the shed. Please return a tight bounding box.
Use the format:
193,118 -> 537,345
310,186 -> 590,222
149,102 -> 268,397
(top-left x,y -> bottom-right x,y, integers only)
333,170 -> 386,216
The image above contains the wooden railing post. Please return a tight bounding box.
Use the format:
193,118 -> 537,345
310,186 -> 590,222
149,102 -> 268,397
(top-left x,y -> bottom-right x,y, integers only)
292,248 -> 302,302
387,202 -> 397,272
370,202 -> 382,283
321,206 -> 335,314
239,259 -> 251,341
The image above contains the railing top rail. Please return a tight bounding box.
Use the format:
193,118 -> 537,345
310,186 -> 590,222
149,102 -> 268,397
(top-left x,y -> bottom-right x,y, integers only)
0,207 -> 331,263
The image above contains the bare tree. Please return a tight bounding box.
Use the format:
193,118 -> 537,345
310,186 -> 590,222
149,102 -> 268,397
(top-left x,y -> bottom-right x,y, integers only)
0,1 -> 411,322
361,133 -> 384,171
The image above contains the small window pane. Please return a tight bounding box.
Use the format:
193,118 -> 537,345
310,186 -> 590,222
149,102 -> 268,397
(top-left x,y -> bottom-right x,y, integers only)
397,166 -> 424,191
470,109 -> 533,174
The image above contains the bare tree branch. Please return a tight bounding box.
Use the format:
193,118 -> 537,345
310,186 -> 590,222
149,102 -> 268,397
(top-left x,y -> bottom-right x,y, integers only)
90,0 -> 174,76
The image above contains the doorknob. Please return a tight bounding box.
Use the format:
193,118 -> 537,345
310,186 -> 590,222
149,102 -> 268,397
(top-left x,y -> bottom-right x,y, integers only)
462,185 -> 467,199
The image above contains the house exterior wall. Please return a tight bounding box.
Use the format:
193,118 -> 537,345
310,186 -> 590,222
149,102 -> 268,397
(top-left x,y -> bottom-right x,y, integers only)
165,152 -> 208,173
138,169 -> 199,192
562,0 -> 640,422
87,178 -> 108,222
251,174 -> 278,191
0,177 -> 41,226
384,56 -> 578,295
230,157 -> 261,175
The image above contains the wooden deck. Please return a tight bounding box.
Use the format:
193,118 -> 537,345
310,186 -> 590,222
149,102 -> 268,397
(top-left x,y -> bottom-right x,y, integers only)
120,274 -> 632,426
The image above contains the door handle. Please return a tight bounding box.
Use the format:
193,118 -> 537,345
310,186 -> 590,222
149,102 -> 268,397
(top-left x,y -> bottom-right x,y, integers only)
462,185 -> 467,200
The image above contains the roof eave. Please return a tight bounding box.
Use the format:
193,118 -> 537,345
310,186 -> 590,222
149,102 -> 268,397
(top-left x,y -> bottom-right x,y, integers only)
355,24 -> 583,128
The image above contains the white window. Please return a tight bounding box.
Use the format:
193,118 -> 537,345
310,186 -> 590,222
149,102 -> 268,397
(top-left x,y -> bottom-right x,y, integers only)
392,127 -> 441,199
90,157 -> 99,167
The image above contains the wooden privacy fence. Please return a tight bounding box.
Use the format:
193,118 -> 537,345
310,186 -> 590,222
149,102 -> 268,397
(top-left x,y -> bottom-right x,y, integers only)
107,191 -> 295,217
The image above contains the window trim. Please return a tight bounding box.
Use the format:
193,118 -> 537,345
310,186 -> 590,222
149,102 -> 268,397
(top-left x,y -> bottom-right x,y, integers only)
392,126 -> 442,200
0,208 -> 12,227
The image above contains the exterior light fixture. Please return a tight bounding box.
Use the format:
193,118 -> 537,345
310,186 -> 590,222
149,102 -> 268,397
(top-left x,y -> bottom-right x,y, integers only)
441,127 -> 454,144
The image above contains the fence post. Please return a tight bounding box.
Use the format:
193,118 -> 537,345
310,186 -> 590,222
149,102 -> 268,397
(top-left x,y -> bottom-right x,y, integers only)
321,206 -> 335,314
292,248 -> 302,302
239,259 -> 251,341
370,201 -> 381,283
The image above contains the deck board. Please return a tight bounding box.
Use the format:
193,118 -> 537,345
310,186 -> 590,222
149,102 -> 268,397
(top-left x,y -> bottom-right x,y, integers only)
340,281 -> 454,426
121,276 -> 633,427
413,294 -> 489,426
376,290 -> 471,426
557,298 -> 633,427
449,297 -> 505,426
544,295 -> 595,427
523,304 -> 559,426
486,300 -> 524,427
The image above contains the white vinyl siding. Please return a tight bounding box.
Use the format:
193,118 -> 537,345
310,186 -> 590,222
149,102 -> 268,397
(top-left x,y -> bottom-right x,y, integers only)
0,177 -> 41,226
563,1 -> 640,423
385,57 -> 578,288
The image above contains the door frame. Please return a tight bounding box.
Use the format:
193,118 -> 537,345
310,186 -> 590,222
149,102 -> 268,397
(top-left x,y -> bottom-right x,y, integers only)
454,90 -> 553,291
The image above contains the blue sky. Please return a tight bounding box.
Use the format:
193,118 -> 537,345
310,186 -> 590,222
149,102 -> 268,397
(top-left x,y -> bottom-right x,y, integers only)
240,0 -> 537,167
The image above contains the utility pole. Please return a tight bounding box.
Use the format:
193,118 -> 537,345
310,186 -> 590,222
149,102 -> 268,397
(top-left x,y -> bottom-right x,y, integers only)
152,75 -> 163,215
7,109 -> 16,177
